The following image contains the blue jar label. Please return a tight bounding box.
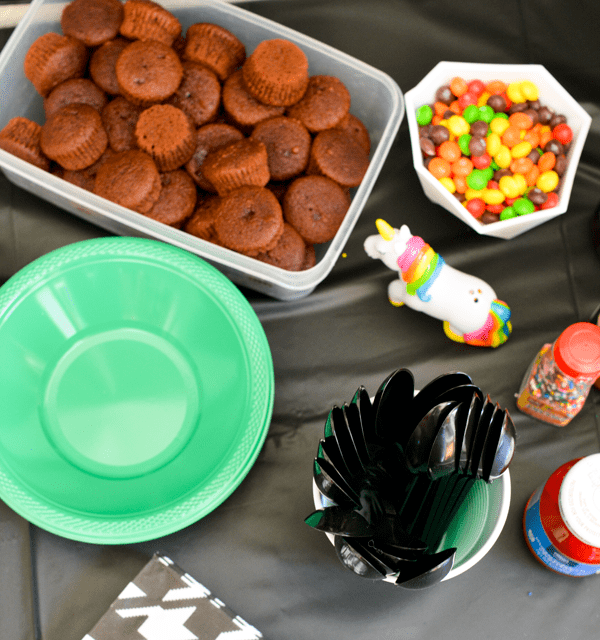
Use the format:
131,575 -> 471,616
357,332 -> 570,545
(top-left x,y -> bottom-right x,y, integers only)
524,487 -> 600,577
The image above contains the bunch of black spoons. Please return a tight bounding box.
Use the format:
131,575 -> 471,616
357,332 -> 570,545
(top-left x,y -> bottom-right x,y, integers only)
305,369 -> 516,589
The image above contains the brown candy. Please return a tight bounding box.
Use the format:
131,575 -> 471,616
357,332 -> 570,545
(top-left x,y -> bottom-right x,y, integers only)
429,124 -> 449,145
468,136 -> 486,157
469,120 -> 488,137
435,85 -> 453,105
527,187 -> 548,206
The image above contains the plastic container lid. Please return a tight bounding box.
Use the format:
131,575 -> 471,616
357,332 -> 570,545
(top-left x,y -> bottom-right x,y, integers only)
559,453 -> 600,548
554,322 -> 600,378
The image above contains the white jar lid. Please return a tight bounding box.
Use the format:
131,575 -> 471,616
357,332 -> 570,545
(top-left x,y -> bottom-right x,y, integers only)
559,453 -> 600,548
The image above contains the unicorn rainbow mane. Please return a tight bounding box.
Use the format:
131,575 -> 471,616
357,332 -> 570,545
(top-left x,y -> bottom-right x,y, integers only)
396,236 -> 445,303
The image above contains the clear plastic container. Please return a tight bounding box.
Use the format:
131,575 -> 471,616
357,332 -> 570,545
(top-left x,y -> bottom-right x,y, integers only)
516,322 -> 600,426
0,0 -> 405,300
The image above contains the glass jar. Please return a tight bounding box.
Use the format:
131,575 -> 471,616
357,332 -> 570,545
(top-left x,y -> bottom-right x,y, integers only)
516,322 -> 600,426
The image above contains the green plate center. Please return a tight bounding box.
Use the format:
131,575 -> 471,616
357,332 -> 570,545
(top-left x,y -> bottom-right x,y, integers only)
42,326 -> 199,478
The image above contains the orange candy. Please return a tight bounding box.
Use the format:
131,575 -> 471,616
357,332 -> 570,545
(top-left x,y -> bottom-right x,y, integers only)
438,140 -> 462,163
453,175 -> 467,193
448,100 -> 462,115
523,127 -> 540,148
434,101 -> 450,117
508,112 -> 534,130
428,157 -> 452,179
539,129 -> 553,149
450,76 -> 468,97
510,157 -> 534,175
431,114 -> 443,126
485,80 -> 508,95
538,151 -> 556,173
524,164 -> 540,187
451,156 -> 474,177
501,125 -> 523,148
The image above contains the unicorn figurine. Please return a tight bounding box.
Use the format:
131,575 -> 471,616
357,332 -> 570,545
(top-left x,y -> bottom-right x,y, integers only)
364,219 -> 512,347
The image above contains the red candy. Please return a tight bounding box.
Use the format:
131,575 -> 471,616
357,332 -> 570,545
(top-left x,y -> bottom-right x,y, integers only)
552,123 -> 573,145
471,152 -> 491,169
466,197 -> 485,218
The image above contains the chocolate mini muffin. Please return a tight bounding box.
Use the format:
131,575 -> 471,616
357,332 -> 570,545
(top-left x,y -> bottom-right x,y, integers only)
40,103 -> 108,170
143,170 -> 198,228
282,174 -> 350,244
44,78 -> 109,118
184,195 -> 222,243
115,39 -> 183,106
201,138 -> 270,196
167,61 -> 221,128
242,38 -> 309,107
286,75 -> 351,132
255,222 -> 308,271
101,96 -> 143,152
93,149 -> 161,213
333,112 -> 371,155
134,104 -> 196,171
307,129 -> 369,188
184,23 -> 246,81
89,38 -> 131,95
214,185 -> 284,256
250,115 -> 311,181
0,117 -> 50,171
61,0 -> 124,47
23,32 -> 88,97
222,69 -> 285,131
119,0 -> 181,46
62,148 -> 116,191
185,123 -> 244,191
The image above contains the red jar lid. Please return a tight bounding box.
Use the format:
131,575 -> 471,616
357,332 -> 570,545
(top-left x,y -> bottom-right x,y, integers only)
554,322 -> 600,378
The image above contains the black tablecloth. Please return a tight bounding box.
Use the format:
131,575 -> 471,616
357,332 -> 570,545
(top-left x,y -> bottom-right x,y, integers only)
2,1 -> 600,639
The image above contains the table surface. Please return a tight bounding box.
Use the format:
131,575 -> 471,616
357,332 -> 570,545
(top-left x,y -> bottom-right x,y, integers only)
2,1 -> 600,639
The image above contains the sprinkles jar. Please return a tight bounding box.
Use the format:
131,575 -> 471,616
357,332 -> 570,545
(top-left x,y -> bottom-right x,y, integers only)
523,455 -> 600,576
516,322 -> 600,426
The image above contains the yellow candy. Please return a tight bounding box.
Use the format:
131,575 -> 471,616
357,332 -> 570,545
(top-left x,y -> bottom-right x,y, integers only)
486,132 -> 502,156
494,145 -> 512,169
520,80 -> 539,101
537,170 -> 559,192
439,176 -> 456,193
447,115 -> 470,137
506,82 -> 525,103
513,173 -> 527,194
465,188 -> 484,200
511,141 -> 533,159
490,117 -> 510,135
499,175 -> 521,199
477,91 -> 491,107
483,188 -> 506,205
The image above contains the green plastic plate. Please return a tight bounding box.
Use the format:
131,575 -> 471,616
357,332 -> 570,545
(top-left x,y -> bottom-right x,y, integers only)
0,237 -> 274,544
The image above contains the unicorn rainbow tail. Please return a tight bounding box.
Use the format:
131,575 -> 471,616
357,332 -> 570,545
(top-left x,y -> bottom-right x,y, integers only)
444,299 -> 512,348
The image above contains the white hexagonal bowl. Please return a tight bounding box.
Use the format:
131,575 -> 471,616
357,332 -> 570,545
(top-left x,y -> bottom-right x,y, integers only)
404,62 -> 592,239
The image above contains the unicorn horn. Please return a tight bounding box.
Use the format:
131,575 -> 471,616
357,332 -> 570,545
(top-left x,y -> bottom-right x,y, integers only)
376,218 -> 395,241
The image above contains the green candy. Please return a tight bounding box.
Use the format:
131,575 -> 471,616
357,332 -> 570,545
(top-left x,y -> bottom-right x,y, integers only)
500,206 -> 517,220
491,112 -> 509,121
458,133 -> 472,156
478,105 -> 495,123
482,167 -> 494,182
513,197 -> 535,216
467,169 -> 489,191
416,105 -> 433,126
490,159 -> 500,171
462,104 -> 479,124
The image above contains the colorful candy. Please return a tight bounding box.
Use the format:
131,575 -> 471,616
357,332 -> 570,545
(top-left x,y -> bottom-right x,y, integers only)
417,76 -> 573,224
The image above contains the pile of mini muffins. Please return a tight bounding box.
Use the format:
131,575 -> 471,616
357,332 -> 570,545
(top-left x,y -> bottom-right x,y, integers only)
0,0 -> 372,272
